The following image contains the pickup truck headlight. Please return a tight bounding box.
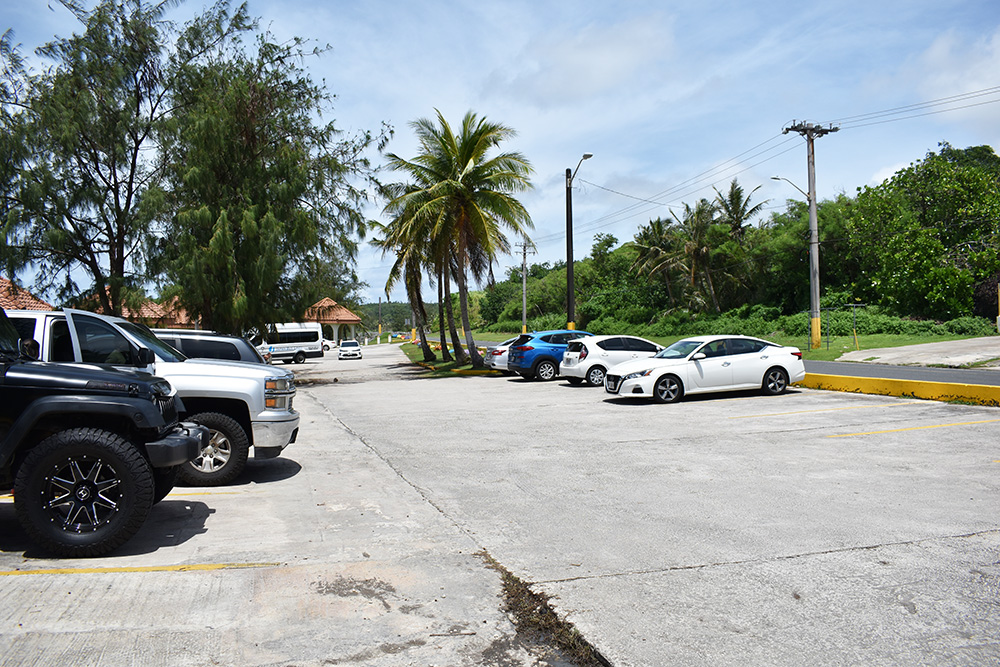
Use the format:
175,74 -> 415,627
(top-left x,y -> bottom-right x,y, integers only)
264,375 -> 295,410
265,377 -> 293,392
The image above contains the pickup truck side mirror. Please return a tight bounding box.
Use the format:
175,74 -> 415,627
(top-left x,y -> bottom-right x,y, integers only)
135,347 -> 155,365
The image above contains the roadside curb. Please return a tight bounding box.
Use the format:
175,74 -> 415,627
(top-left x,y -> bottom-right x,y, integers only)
799,373 -> 1000,406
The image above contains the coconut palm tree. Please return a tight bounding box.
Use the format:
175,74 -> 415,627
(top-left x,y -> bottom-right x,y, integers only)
673,198 -> 722,313
382,109 -> 534,367
714,178 -> 767,244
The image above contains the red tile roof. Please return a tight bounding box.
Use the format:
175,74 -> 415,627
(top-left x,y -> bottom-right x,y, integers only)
0,279 -> 52,310
305,298 -> 362,324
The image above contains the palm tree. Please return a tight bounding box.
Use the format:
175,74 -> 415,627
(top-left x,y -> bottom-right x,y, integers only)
632,217 -> 684,308
371,212 -> 437,362
673,198 -> 722,313
382,110 -> 534,367
714,178 -> 767,244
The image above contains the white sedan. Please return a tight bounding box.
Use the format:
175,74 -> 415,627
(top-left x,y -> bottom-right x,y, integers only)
604,335 -> 805,403
560,335 -> 662,386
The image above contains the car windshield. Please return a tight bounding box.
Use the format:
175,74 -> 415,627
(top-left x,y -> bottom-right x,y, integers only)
0,309 -> 22,358
117,320 -> 186,362
654,339 -> 704,360
342,341 -> 359,348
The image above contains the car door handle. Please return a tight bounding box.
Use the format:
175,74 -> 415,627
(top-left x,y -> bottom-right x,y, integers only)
722,361 -> 731,367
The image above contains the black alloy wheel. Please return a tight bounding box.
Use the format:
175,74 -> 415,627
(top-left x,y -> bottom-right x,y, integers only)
14,428 -> 154,557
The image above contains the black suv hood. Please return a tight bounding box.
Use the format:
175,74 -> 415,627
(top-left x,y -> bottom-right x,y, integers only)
0,361 -> 165,397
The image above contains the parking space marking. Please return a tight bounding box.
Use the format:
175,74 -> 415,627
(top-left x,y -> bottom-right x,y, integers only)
0,562 -> 281,577
827,418 -> 1000,438
730,402 -> 922,419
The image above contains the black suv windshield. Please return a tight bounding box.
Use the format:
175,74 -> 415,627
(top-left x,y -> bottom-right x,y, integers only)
0,309 -> 22,358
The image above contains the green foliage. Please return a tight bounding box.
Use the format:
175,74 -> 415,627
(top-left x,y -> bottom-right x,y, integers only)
848,143 -> 1000,320
152,7 -> 383,334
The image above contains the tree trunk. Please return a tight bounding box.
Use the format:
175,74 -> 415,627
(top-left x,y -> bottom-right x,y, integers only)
454,267 -> 483,368
443,263 -> 467,364
437,269 -> 453,362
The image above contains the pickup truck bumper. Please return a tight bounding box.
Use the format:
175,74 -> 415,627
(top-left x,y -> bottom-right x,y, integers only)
146,422 -> 209,468
252,409 -> 299,458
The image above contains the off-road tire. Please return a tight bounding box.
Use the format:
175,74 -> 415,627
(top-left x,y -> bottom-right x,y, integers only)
14,428 -> 154,558
177,412 -> 250,486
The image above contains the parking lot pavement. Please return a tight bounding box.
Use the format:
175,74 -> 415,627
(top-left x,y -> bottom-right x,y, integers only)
3,343 -> 998,666
0,345 -> 566,666
308,345 -> 1000,666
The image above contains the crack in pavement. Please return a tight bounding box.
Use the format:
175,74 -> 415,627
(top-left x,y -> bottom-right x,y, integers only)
534,528 -> 1000,585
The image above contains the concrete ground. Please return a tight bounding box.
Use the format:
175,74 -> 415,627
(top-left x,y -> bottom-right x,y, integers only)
2,343 -> 998,666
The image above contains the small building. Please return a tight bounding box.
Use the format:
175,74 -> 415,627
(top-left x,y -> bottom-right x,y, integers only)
304,298 -> 362,342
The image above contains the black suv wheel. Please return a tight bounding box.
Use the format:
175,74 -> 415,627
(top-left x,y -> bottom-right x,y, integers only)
14,428 -> 154,558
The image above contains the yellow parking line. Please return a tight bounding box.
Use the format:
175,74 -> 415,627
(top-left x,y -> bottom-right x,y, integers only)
0,562 -> 281,577
828,418 -> 1000,438
731,402 -> 921,419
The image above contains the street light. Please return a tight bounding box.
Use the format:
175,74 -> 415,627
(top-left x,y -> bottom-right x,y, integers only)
566,152 -> 592,330
772,174 -> 820,349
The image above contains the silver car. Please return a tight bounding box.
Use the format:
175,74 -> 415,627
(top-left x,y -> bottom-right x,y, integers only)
485,336 -> 519,374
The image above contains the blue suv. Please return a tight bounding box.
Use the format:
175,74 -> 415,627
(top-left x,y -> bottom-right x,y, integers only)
507,329 -> 593,381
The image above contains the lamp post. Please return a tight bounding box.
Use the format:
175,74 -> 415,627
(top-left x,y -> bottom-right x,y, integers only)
772,174 -> 820,349
565,152 -> 592,330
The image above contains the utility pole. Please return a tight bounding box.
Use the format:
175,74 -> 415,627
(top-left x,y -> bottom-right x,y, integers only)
782,121 -> 838,350
565,152 -> 592,330
516,240 -> 535,334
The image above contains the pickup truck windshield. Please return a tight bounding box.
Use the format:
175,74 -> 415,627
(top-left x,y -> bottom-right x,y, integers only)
117,321 -> 186,362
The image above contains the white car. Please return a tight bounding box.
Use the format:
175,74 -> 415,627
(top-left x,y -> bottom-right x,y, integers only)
338,339 -> 362,360
560,335 -> 662,386
604,335 -> 805,403
485,336 -> 519,373
322,338 -> 336,351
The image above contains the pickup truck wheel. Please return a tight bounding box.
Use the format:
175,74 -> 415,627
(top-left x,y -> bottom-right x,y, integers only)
178,412 -> 249,486
14,428 -> 154,558
152,466 -> 178,503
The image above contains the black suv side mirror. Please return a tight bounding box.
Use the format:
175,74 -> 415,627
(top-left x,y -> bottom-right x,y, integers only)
19,338 -> 40,360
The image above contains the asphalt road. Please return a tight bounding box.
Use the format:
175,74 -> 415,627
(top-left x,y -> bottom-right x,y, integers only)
2,344 -> 998,666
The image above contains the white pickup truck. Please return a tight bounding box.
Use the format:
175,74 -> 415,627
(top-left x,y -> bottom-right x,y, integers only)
8,309 -> 299,486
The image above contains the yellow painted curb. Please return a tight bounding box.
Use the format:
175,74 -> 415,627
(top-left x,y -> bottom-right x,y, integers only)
799,373 -> 1000,406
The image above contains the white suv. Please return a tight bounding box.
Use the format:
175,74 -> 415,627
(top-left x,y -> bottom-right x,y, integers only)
560,335 -> 663,387
338,339 -> 362,360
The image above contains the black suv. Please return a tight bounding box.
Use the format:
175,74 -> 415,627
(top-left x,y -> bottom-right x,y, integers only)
0,308 -> 206,557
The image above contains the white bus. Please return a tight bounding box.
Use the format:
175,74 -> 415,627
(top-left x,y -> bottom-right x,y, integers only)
255,322 -> 324,364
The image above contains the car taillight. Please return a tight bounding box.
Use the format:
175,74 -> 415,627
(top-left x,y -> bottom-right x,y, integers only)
513,345 -> 533,351
491,349 -> 502,356
792,351 -> 802,360
579,347 -> 588,360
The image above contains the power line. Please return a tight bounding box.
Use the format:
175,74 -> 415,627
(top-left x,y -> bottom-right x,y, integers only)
530,84 -> 1000,248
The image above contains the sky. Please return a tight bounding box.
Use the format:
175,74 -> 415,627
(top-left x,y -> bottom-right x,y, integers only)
4,0 -> 1000,305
